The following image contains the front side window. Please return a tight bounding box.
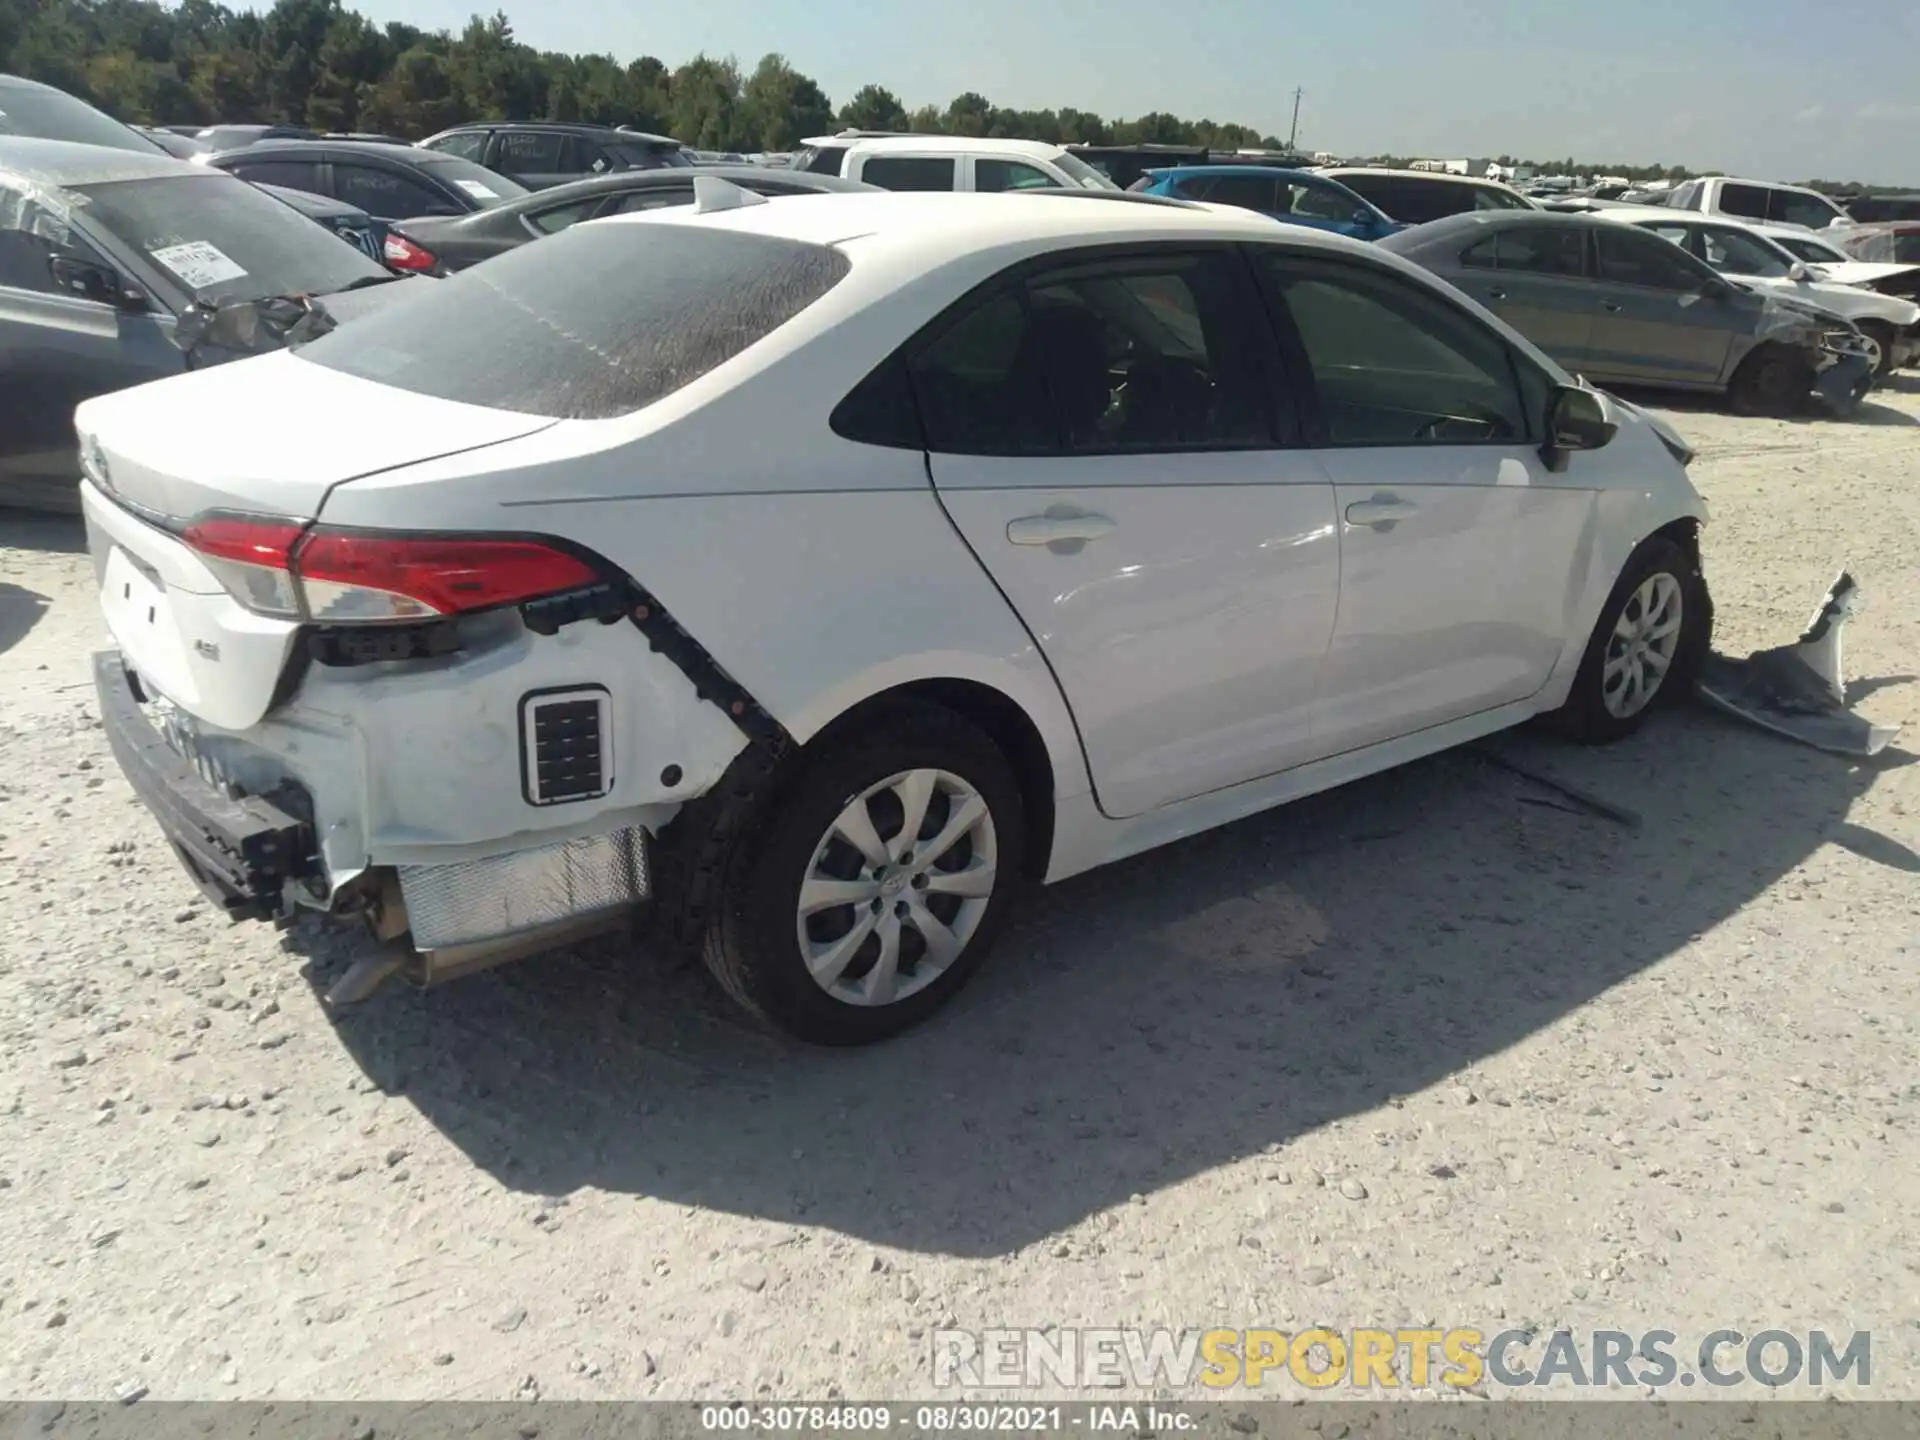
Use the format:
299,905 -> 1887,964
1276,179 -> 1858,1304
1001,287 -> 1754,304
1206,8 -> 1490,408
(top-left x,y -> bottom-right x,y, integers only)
1767,188 -> 1847,230
227,159 -> 324,195
1595,226 -> 1714,291
1287,180 -> 1362,221
69,171 -> 386,305
908,249 -> 1278,454
0,184 -> 110,295
1697,224 -> 1792,278
1259,253 -> 1529,446
1459,225 -> 1586,277
976,159 -> 1057,193
1772,233 -> 1849,264
1051,152 -> 1119,191
859,156 -> 957,191
1472,185 -> 1532,212
1196,172 -> 1279,212
416,156 -> 526,208
296,224 -> 851,419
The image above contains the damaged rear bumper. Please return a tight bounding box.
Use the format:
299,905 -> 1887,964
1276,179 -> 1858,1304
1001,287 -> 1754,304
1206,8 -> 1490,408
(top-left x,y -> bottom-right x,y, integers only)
95,649 -> 317,919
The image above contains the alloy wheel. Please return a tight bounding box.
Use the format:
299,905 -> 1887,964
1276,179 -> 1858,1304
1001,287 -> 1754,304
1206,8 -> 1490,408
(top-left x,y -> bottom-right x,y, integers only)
1602,572 -> 1684,719
795,768 -> 998,1007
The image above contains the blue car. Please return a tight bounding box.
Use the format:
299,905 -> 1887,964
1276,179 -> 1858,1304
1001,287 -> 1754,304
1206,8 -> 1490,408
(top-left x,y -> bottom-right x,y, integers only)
1133,165 -> 1402,240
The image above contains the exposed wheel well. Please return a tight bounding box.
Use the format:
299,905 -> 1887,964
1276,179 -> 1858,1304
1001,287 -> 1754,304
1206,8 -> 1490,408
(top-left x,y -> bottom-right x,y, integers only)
814,679 -> 1057,881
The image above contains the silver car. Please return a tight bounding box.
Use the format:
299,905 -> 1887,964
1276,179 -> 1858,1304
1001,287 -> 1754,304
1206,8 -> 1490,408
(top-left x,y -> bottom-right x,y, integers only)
1380,211 -> 1875,418
0,137 -> 407,511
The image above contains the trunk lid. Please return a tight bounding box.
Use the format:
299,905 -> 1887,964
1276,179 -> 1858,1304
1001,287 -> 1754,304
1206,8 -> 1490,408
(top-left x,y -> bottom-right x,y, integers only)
77,353 -> 558,730
73,348 -> 557,522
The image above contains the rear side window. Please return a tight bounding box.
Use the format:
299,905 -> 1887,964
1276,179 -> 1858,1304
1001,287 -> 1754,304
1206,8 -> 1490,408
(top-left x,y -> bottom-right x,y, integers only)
294,223 -> 852,419
1459,225 -> 1586,277
1595,226 -> 1712,291
860,156 -> 956,191
906,249 -> 1281,455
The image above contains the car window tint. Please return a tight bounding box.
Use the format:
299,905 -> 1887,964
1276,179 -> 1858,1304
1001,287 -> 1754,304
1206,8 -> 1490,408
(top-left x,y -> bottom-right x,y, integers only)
1698,225 -> 1791,278
492,130 -> 566,175
909,250 -> 1277,455
0,185 -> 109,294
296,224 -> 851,419
415,155 -> 525,207
1460,225 -> 1585,277
1346,176 -> 1468,225
1199,172 -> 1278,211
1260,253 -> 1528,446
0,82 -> 158,153
425,131 -> 488,163
609,188 -> 696,214
1767,189 -> 1845,230
526,196 -> 607,234
228,160 -> 324,194
1717,183 -> 1770,220
975,159 -> 1057,192
1287,180 -> 1357,221
1473,185 -> 1531,211
859,156 -> 956,191
1595,226 -> 1711,290
331,164 -> 456,219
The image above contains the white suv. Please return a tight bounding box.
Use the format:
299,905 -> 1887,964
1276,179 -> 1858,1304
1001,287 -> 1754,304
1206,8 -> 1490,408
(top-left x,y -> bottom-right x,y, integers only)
1663,176 -> 1850,231
79,184 -> 1708,1044
834,135 -> 1118,193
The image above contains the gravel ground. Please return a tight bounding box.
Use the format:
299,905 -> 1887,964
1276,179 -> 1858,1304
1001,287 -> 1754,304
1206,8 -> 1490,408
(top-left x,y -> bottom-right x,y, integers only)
2,385 -> 1917,1403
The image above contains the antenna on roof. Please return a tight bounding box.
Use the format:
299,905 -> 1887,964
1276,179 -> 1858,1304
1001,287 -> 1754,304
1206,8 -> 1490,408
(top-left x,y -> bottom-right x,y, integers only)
691,175 -> 770,214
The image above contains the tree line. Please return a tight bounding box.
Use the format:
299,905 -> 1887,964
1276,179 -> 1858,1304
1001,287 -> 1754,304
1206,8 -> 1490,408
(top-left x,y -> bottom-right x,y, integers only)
1,0 -> 1904,191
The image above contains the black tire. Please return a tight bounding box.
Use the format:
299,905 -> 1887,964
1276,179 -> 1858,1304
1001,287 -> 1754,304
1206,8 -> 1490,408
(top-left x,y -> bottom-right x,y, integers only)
1544,534 -> 1710,745
1726,344 -> 1812,418
1857,319 -> 1896,379
692,700 -> 1026,1045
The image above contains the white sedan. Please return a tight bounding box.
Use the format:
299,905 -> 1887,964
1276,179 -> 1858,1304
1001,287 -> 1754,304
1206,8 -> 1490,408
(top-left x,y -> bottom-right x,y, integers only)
77,180 -> 1710,1044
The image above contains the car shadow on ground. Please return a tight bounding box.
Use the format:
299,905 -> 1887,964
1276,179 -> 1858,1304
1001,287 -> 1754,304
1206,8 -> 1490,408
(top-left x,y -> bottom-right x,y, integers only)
0,581 -> 51,657
0,509 -> 88,555
297,699 -> 1914,1258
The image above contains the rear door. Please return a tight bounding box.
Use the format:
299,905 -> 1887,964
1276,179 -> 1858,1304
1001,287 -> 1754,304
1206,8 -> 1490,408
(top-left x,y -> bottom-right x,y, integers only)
1454,223 -> 1598,368
919,245 -> 1341,817
1252,247 -> 1591,748
1589,225 -> 1739,385
0,184 -> 179,500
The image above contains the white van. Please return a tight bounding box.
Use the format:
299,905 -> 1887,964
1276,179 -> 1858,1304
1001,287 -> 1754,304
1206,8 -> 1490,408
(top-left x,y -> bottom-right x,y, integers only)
833,136 -> 1119,193
1664,175 -> 1850,231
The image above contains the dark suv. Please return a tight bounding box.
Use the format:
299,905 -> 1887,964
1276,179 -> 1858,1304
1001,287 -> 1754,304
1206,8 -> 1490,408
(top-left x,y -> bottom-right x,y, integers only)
417,121 -> 691,190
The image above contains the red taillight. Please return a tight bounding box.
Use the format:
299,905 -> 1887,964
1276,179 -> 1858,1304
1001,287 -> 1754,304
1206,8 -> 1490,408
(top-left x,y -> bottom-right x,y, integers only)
181,515 -> 602,624
383,232 -> 438,272
296,532 -> 601,622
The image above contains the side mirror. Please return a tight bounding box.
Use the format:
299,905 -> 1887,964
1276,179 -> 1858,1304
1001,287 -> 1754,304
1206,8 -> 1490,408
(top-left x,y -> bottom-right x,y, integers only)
1700,276 -> 1733,301
1541,384 -> 1617,472
48,255 -> 148,312
1788,262 -> 1812,282
1353,209 -> 1375,229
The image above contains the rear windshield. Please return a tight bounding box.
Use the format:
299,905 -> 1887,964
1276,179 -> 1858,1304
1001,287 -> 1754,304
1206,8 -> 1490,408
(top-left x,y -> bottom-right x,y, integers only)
0,82 -> 160,154
71,171 -> 389,303
416,154 -> 528,207
294,221 -> 852,419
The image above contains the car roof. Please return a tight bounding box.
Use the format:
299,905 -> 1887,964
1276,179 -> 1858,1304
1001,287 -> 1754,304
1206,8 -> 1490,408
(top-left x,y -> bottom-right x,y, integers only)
601,185 -> 1353,258
841,135 -> 1068,159
1702,175 -> 1828,195
210,138 -> 431,163
1319,166 -> 1517,188
0,134 -> 199,187
1376,208 -> 1595,252
1144,164 -> 1326,182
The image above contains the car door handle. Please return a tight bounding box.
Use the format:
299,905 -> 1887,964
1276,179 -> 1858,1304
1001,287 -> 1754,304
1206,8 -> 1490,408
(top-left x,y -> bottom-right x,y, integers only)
1484,287 -> 1507,300
1007,512 -> 1115,546
1601,301 -> 1624,312
1344,498 -> 1419,527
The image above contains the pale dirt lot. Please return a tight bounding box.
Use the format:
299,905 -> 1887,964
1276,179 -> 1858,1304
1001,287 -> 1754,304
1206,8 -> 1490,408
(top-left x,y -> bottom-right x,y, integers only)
1,384 -> 1917,1405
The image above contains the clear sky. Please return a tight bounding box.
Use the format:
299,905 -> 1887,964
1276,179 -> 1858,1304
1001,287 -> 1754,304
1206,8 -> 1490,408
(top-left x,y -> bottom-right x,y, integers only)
350,0 -> 1920,185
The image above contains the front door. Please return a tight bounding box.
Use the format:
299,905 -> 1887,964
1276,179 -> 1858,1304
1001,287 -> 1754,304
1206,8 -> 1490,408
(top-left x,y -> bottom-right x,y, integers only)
1588,225 -> 1739,386
1253,248 -> 1591,751
919,246 -> 1341,818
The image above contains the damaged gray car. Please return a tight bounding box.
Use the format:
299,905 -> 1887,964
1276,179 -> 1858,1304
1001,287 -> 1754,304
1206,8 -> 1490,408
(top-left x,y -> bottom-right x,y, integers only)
1381,211 -> 1876,418
0,137 -> 416,512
